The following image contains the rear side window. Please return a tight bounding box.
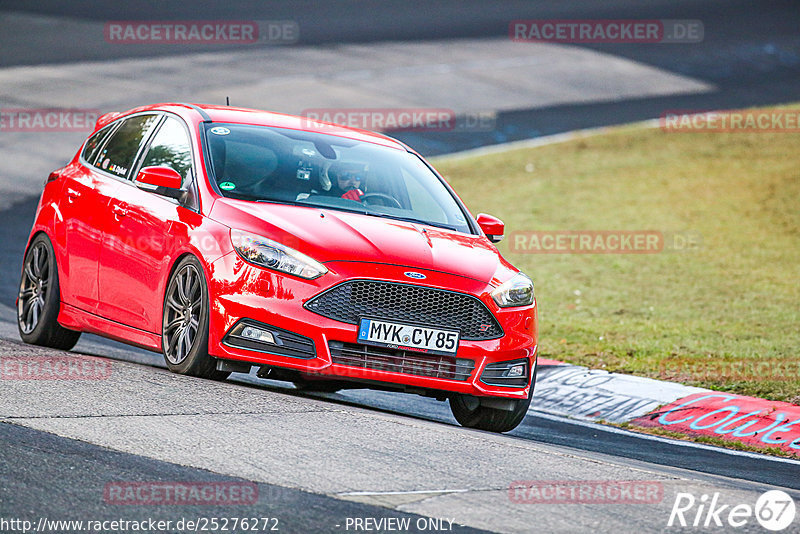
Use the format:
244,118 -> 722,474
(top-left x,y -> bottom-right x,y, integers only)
139,117 -> 193,181
82,124 -> 115,165
93,114 -> 160,178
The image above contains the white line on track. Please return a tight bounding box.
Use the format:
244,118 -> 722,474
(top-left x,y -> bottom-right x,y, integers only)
338,489 -> 472,496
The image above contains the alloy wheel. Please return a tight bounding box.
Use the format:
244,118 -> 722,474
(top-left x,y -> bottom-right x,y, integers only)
164,263 -> 202,365
18,241 -> 50,335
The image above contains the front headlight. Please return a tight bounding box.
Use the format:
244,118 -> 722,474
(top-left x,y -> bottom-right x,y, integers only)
491,272 -> 534,308
230,229 -> 328,280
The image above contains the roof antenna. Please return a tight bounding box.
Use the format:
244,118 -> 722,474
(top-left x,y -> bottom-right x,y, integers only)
226,96 -> 230,106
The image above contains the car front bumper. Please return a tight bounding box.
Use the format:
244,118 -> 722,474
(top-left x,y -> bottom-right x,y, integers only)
207,254 -> 538,399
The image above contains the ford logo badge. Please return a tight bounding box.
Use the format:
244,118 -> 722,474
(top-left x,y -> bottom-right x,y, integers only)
404,272 -> 426,280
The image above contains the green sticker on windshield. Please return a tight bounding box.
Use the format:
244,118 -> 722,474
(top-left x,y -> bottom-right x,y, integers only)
219,181 -> 236,190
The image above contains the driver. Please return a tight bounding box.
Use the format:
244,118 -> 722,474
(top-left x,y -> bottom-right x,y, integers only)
328,163 -> 366,201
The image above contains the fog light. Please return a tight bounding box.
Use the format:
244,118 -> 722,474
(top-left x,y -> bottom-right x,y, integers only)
480,358 -> 529,387
241,326 -> 275,345
223,320 -> 317,360
507,364 -> 525,378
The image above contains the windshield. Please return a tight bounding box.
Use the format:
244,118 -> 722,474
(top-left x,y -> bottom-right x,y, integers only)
203,123 -> 472,233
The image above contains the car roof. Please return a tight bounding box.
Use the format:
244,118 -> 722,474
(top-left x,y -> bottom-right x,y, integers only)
112,103 -> 409,151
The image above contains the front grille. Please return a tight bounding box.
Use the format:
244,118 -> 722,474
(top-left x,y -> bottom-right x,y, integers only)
329,341 -> 475,381
305,280 -> 503,340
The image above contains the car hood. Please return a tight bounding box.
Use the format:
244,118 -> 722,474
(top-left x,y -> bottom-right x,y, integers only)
210,198 -> 504,283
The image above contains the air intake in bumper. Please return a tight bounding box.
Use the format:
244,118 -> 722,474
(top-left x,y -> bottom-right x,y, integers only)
223,320 -> 316,359
329,341 -> 475,381
480,358 -> 529,387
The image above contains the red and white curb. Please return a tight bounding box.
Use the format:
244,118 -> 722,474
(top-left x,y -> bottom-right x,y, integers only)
531,362 -> 707,423
531,360 -> 800,458
634,392 -> 800,457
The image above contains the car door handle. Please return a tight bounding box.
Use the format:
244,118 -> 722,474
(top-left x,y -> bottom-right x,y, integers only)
112,204 -> 128,220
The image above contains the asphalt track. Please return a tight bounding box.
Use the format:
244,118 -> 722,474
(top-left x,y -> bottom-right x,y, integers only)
1,2 -> 800,533
1,0 -> 799,154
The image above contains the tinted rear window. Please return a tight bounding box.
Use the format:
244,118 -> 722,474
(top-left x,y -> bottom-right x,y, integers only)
82,123 -> 116,165
93,114 -> 160,178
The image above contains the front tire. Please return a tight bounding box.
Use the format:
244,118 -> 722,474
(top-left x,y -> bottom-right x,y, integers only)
162,256 -> 229,381
449,366 -> 536,433
17,234 -> 81,350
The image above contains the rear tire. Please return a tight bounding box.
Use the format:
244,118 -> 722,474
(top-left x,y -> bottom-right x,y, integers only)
449,366 -> 536,433
162,256 -> 230,381
17,234 -> 81,350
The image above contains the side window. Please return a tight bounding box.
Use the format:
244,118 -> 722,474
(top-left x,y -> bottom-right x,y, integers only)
139,117 -> 193,181
94,114 -> 160,178
82,124 -> 115,165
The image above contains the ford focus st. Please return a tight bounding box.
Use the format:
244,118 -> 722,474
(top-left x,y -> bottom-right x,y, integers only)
17,103 -> 538,432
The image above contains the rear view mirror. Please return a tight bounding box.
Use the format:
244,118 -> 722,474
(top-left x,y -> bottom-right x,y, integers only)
136,166 -> 184,200
476,213 -> 504,243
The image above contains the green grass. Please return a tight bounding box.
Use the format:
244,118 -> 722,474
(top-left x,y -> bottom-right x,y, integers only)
433,107 -> 800,403
613,422 -> 797,458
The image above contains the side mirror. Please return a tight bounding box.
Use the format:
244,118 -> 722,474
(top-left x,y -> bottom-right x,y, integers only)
136,166 -> 184,200
476,213 -> 504,243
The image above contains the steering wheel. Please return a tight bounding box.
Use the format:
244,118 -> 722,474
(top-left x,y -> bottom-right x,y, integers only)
360,192 -> 402,209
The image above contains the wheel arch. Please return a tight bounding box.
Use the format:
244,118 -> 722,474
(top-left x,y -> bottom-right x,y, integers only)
160,250 -> 213,333
22,229 -> 49,255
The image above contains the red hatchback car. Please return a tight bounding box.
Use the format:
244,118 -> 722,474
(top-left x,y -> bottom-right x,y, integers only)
17,103 -> 537,432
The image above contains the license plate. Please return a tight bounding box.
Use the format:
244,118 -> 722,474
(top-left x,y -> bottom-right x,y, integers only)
358,318 -> 459,356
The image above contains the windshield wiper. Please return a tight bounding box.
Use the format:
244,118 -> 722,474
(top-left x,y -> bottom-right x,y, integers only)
253,198 -> 459,231
364,211 -> 459,231
255,199 -> 304,207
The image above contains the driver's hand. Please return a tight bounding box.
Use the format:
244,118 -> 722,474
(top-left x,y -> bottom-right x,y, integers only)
341,188 -> 364,202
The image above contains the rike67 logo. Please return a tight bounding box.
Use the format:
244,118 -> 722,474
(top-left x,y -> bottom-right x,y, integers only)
668,490 -> 796,531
